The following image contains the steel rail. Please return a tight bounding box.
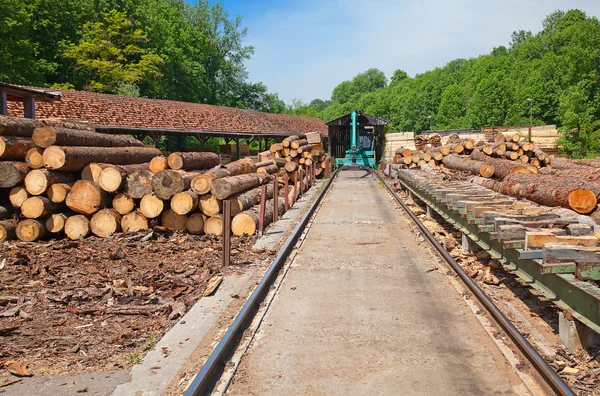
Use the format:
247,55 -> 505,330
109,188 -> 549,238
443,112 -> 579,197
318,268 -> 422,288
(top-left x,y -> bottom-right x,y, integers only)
374,171 -> 574,396
184,168 -> 340,396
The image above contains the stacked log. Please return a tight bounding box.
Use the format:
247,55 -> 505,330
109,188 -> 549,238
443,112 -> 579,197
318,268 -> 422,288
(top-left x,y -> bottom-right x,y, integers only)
0,116 -> 318,242
261,133 -> 331,178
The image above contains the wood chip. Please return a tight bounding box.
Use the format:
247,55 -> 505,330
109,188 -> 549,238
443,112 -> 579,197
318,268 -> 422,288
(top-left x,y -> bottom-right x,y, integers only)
202,275 -> 223,297
6,361 -> 32,377
561,367 -> 580,375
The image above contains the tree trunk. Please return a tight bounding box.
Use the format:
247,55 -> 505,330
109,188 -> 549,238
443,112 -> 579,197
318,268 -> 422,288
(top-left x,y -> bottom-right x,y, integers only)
64,215 -> 90,240
255,159 -> 274,168
66,180 -> 109,215
0,136 -> 36,160
285,161 -> 298,172
152,170 -> 197,200
167,152 -> 220,170
161,209 -> 187,231
21,196 -> 63,219
16,219 -> 48,242
297,144 -> 312,153
91,209 -> 122,237
24,169 -> 76,195
149,156 -> 169,173
125,170 -> 154,199
226,184 -> 274,216
198,193 -> 222,216
231,198 -> 285,236
32,126 -> 143,148
98,163 -> 149,193
211,173 -> 273,200
47,183 -> 73,203
171,190 -> 198,215
186,213 -> 205,235
442,155 -> 495,177
121,211 -> 149,233
223,158 -> 256,175
504,151 -> 519,160
25,147 -> 44,169
81,163 -> 110,183
191,169 -> 229,195
471,149 -> 531,179
257,164 -> 279,174
43,146 -> 161,171
9,186 -> 28,208
548,156 -> 590,170
0,116 -> 40,137
282,135 -> 300,147
270,143 -> 283,152
291,139 -> 308,149
204,215 -> 223,236
46,213 -> 68,233
139,194 -> 164,219
0,161 -> 28,188
0,220 -> 16,242
112,193 -> 135,215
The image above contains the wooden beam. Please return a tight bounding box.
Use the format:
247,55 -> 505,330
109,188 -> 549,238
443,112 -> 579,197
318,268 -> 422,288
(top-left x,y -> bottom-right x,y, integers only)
0,91 -> 7,116
235,137 -> 240,159
23,96 -> 36,119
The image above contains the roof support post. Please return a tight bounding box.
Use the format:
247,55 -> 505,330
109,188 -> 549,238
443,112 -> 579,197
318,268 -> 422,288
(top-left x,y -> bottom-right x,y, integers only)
199,135 -> 205,150
235,137 -> 240,159
24,96 -> 36,119
0,91 -> 7,116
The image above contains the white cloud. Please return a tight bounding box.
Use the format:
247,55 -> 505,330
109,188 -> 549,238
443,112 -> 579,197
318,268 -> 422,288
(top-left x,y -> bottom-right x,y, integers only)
242,0 -> 600,103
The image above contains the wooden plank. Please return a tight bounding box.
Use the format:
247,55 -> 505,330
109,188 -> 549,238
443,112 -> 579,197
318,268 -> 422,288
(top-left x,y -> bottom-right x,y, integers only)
525,233 -> 599,250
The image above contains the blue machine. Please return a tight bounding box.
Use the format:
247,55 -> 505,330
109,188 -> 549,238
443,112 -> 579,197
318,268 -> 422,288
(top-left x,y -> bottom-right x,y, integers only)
335,111 -> 376,167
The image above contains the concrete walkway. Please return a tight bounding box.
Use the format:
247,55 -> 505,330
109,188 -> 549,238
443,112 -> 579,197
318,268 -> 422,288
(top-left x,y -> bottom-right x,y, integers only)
227,169 -> 527,395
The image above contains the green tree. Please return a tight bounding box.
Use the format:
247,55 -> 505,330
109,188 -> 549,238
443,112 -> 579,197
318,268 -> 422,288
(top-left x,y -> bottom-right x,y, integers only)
435,84 -> 467,129
64,9 -> 163,93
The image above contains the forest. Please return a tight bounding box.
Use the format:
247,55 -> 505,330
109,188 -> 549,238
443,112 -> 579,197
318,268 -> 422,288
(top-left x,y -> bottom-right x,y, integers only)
289,9 -> 600,157
1,4 -> 599,156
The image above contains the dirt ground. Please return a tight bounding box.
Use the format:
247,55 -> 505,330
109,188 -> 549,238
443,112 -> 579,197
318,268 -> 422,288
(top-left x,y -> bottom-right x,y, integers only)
0,228 -> 273,385
391,173 -> 600,395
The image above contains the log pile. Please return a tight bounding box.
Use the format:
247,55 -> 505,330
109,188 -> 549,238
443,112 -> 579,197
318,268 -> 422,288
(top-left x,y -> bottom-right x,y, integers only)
0,116 -> 321,242
258,134 -> 331,180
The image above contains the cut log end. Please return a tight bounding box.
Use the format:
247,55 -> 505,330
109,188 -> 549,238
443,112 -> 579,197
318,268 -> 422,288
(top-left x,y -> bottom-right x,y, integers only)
113,193 -> 135,215
46,213 -> 68,233
42,146 -> 66,170
568,189 -> 597,214
149,156 -> 169,173
231,213 -> 255,236
47,183 -> 72,203
0,220 -> 16,242
186,213 -> 205,235
161,209 -> 187,231
25,148 -> 44,169
64,215 -> 90,240
121,212 -> 149,233
16,219 -> 47,242
140,194 -> 164,219
480,164 -> 495,178
9,186 -> 28,208
171,191 -> 198,215
91,209 -> 122,238
204,215 -> 223,236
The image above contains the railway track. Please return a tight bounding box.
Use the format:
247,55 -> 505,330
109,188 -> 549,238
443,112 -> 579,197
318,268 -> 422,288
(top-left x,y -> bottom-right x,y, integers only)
184,167 -> 575,396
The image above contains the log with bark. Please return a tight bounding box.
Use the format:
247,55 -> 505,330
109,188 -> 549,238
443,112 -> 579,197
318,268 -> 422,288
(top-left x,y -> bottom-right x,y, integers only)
25,147 -> 44,169
270,143 -> 283,153
0,116 -> 40,137
149,156 -> 169,173
81,163 -> 110,183
43,146 -> 162,171
24,169 -> 76,195
171,190 -> 198,215
65,180 -> 109,216
548,156 -> 590,170
90,209 -> 122,237
223,158 -> 256,175
0,161 -> 28,188
226,184 -> 275,216
442,155 -> 495,177
198,193 -> 222,216
257,164 -> 279,174
0,220 -> 16,242
21,196 -> 63,219
231,198 -> 285,236
290,139 -> 308,149
64,215 -> 90,240
112,193 -> 135,215
16,219 -> 47,242
191,169 -> 229,195
186,213 -> 205,235
471,149 -> 531,179
161,209 -> 187,231
139,194 -> 164,219
46,213 -> 68,233
471,173 -> 598,214
167,152 -> 220,170
98,163 -> 149,193
211,173 -> 273,200
0,136 -> 35,160
125,170 -> 154,199
47,183 -> 73,203
121,211 -> 149,233
282,135 -> 300,147
32,127 -> 143,148
9,186 -> 28,208
152,170 -> 197,200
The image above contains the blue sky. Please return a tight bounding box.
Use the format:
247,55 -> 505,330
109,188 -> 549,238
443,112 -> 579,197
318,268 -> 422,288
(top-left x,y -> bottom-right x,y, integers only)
209,0 -> 600,104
